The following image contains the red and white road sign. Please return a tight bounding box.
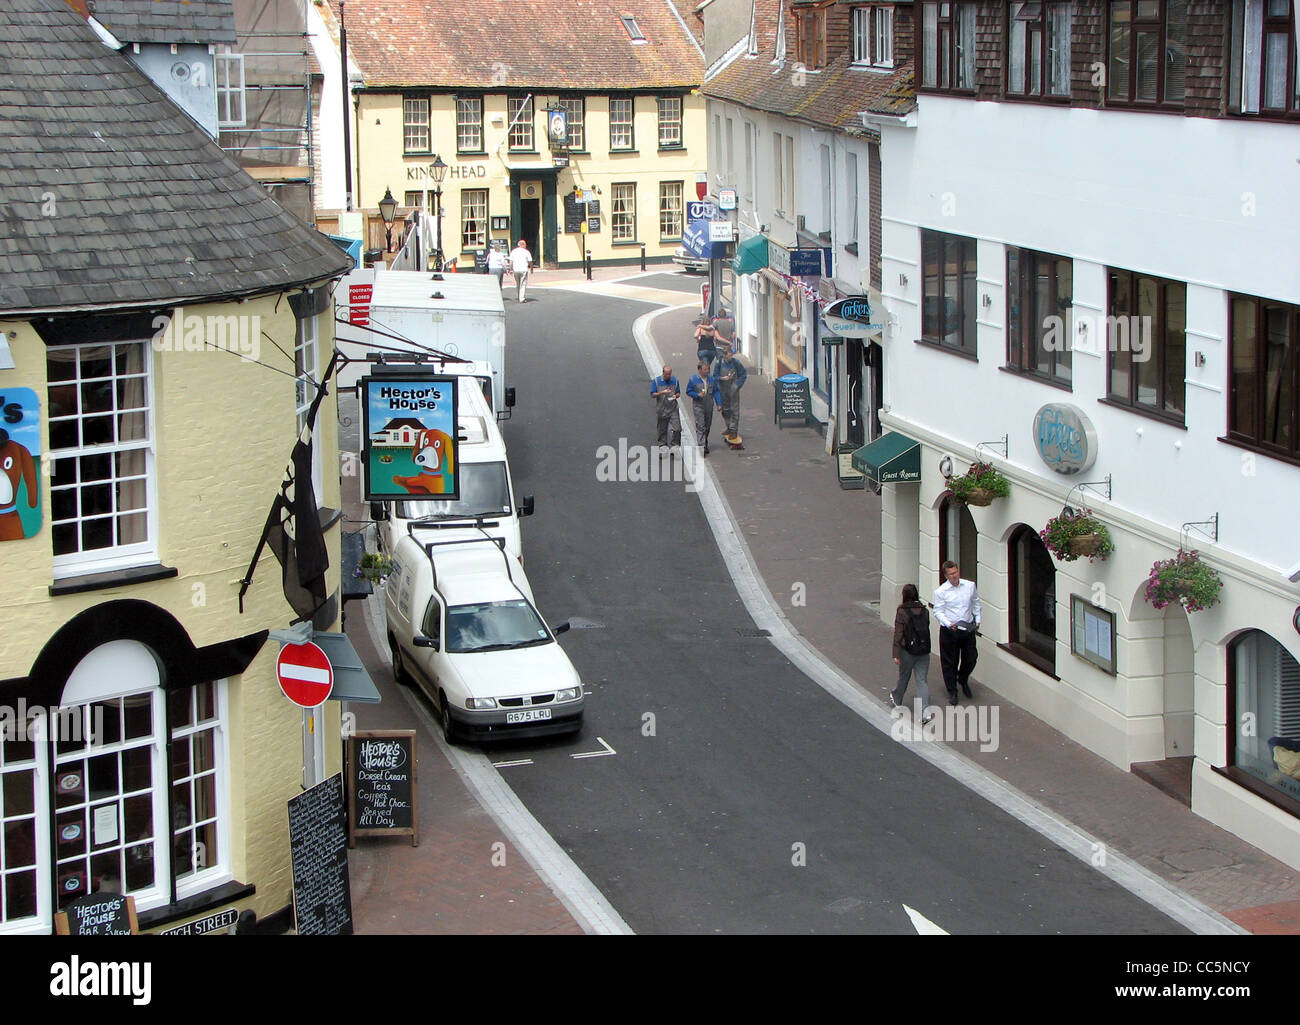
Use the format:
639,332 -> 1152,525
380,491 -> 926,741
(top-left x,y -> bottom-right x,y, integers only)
349,283 -> 373,326
276,641 -> 334,708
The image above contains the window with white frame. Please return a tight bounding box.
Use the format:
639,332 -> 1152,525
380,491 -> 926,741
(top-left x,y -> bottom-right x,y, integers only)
659,181 -> 684,239
47,341 -> 154,575
657,96 -> 683,147
461,189 -> 488,250
854,6 -> 895,66
773,132 -> 786,212
846,150 -> 859,248
558,97 -> 586,150
1230,0 -> 1300,115
403,96 -> 430,153
456,96 -> 483,152
508,95 -> 534,150
404,190 -> 423,209
215,49 -> 246,128
819,145 -> 832,236
294,312 -> 324,502
725,117 -> 734,180
611,182 -> 636,241
744,121 -> 755,201
0,709 -> 45,931
609,97 -> 635,150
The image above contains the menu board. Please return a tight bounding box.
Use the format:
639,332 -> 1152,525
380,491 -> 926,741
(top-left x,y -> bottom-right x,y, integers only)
775,375 -> 812,427
346,731 -> 419,847
288,773 -> 354,936
55,893 -> 138,936
563,193 -> 586,234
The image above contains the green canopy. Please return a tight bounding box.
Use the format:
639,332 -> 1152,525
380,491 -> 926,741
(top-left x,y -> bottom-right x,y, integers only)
851,432 -> 920,485
732,234 -> 769,276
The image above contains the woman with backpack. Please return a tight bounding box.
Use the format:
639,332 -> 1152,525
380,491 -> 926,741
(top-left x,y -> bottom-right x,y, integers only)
891,583 -> 934,725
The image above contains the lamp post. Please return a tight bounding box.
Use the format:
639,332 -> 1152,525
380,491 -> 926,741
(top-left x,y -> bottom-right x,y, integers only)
430,154 -> 448,271
378,187 -> 397,252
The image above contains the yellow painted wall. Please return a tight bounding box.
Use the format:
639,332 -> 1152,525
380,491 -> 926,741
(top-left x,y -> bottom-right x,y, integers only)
0,284 -> 345,926
355,91 -> 707,267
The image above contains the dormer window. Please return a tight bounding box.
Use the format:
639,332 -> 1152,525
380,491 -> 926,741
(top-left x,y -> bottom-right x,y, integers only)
621,16 -> 646,42
852,6 -> 895,68
795,2 -> 829,69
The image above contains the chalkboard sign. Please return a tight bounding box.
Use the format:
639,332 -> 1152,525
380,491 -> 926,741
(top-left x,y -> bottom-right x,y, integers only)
775,374 -> 813,428
587,216 -> 601,233
474,248 -> 489,273
55,892 -> 138,936
288,773 -> 354,936
346,730 -> 419,847
587,200 -> 600,217
563,193 -> 585,234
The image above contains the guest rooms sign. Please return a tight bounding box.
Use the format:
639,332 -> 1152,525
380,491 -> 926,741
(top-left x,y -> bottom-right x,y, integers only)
1032,403 -> 1098,476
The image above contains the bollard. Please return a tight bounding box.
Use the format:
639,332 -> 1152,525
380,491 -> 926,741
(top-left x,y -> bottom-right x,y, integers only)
640,243 -> 646,272
585,249 -> 592,281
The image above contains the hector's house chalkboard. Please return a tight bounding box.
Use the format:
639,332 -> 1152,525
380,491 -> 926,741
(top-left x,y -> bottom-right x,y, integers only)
346,730 -> 419,847
288,773 -> 354,936
55,892 -> 138,935
774,374 -> 813,428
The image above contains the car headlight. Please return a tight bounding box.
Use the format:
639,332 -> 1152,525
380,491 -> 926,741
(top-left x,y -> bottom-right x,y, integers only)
554,686 -> 582,703
466,697 -> 498,710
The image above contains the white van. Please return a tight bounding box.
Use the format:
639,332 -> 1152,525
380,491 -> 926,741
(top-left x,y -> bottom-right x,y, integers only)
385,533 -> 585,742
373,381 -> 532,559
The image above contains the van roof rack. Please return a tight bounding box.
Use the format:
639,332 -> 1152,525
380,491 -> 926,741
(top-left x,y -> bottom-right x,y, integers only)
407,527 -> 515,591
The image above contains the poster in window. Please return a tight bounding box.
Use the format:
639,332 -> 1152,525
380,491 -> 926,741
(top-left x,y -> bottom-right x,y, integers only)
0,387 -> 41,541
361,374 -> 459,502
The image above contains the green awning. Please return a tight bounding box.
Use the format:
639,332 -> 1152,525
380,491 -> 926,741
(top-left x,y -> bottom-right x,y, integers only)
732,235 -> 769,276
851,432 -> 921,484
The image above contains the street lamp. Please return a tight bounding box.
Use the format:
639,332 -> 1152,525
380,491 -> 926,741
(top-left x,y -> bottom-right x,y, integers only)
378,187 -> 397,252
430,154 -> 448,271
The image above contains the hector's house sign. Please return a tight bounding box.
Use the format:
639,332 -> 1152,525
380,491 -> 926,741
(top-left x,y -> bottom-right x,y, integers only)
1033,403 -> 1097,476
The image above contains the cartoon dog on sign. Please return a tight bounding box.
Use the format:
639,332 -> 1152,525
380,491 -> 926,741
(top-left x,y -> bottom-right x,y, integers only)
392,428 -> 455,494
0,428 -> 38,541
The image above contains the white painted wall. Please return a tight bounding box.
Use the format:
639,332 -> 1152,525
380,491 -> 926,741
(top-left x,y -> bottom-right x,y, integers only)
876,96 -> 1300,574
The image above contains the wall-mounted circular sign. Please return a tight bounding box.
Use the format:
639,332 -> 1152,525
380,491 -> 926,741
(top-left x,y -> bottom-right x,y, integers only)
822,296 -> 882,338
1032,403 -> 1098,476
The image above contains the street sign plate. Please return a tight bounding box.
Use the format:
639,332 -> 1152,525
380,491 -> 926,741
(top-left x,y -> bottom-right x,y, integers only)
277,641 -> 334,708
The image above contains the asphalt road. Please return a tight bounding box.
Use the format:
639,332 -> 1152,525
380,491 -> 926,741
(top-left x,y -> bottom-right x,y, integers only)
477,286 -> 1187,935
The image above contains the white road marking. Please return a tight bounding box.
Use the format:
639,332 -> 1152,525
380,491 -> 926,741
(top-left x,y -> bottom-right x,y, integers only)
362,592 -> 634,935
570,737 -> 616,760
632,303 -> 1243,937
903,904 -> 949,935
492,759 -> 535,768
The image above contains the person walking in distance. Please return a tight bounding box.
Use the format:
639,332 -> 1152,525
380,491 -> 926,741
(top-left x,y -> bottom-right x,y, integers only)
712,338 -> 747,448
933,560 -> 982,704
891,584 -> 934,725
509,239 -> 532,302
685,359 -> 720,456
650,364 -> 681,448
488,243 -> 506,291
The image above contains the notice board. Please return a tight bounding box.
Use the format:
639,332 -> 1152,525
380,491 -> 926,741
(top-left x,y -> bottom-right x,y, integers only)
288,773 -> 354,936
774,375 -> 813,427
563,193 -> 586,233
55,893 -> 138,935
346,730 -> 419,847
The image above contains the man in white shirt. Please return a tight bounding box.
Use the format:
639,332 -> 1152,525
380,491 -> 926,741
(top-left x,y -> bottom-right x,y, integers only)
933,560 -> 982,704
508,239 -> 532,302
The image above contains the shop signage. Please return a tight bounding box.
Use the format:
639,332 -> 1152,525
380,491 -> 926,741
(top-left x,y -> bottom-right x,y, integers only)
768,242 -> 790,276
687,200 -> 718,221
0,387 -> 41,541
1032,403 -> 1098,475
563,192 -> 585,233
158,908 -> 239,936
348,283 -> 373,326
709,221 -> 735,242
55,893 -> 138,936
774,374 -> 813,428
789,248 -> 824,277
407,163 -> 487,180
346,730 -> 418,847
361,373 -> 460,502
717,188 -> 737,211
822,296 -> 882,338
288,773 -> 353,936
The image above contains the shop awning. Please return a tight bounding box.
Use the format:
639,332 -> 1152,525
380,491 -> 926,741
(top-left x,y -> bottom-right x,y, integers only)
851,432 -> 920,484
312,631 -> 382,704
732,235 -> 769,276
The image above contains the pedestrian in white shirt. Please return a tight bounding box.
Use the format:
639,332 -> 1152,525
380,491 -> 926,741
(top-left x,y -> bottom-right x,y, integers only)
933,560 -> 982,704
508,239 -> 532,302
487,244 -> 506,290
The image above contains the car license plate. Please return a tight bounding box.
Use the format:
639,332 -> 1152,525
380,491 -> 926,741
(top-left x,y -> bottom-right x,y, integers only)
506,708 -> 551,724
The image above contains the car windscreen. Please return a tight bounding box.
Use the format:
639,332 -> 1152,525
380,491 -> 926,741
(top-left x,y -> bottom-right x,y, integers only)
397,461 -> 510,520
445,598 -> 551,653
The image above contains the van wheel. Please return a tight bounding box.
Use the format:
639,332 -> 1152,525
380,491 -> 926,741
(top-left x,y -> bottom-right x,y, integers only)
438,693 -> 457,744
390,635 -> 412,687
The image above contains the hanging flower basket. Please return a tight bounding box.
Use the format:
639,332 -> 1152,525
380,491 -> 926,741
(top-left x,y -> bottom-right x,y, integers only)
357,552 -> 393,585
1144,549 -> 1222,613
947,461 -> 1010,507
1039,509 -> 1114,563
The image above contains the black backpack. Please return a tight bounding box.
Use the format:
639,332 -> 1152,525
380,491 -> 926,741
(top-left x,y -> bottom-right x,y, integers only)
902,608 -> 931,656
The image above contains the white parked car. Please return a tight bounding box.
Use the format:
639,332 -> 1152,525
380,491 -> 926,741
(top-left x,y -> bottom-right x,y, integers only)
672,246 -> 708,273
385,533 -> 584,742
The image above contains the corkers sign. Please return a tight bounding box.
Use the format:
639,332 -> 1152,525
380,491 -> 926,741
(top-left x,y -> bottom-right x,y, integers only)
1032,403 -> 1097,475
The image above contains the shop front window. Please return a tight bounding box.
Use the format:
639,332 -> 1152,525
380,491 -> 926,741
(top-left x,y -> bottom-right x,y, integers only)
1009,525 -> 1056,673
1232,630 -> 1300,805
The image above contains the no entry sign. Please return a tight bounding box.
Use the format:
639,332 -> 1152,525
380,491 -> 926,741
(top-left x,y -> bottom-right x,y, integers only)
277,641 -> 334,708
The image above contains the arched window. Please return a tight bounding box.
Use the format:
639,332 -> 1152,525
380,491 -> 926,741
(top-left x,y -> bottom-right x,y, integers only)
939,496 -> 978,589
1008,525 -> 1056,674
1231,630 -> 1300,807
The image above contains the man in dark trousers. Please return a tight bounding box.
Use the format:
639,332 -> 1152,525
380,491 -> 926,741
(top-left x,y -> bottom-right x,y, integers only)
712,339 -> 747,448
685,359 -> 720,456
650,364 -> 681,447
933,560 -> 982,704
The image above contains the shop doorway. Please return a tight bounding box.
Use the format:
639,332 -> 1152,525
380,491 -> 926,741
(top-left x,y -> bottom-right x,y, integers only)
520,198 -> 541,267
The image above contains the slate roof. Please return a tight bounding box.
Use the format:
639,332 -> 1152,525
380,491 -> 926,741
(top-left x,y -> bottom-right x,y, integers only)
703,0 -> 914,133
0,0 -> 351,317
86,0 -> 237,44
334,0 -> 703,90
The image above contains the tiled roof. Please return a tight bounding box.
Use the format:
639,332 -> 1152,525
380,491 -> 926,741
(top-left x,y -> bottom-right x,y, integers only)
86,0 -> 237,43
334,0 -> 703,90
0,0 -> 351,317
703,0 -> 914,131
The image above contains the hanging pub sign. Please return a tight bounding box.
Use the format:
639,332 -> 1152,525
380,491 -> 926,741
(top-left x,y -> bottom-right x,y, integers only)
822,296 -> 883,338
547,108 -> 568,150
1032,402 -> 1098,476
361,373 -> 459,502
0,387 -> 41,541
